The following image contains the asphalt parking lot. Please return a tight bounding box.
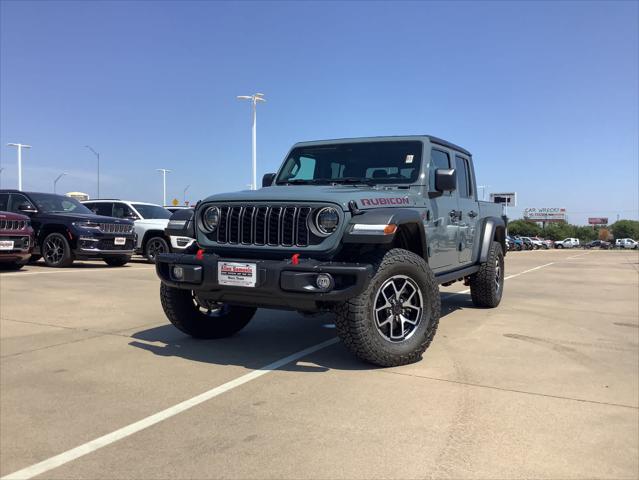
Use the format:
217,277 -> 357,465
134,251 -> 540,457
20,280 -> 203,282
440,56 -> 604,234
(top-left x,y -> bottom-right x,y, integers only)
1,249 -> 638,479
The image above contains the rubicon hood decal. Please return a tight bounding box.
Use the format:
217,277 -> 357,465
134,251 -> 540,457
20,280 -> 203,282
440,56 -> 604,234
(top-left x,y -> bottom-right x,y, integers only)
360,197 -> 410,207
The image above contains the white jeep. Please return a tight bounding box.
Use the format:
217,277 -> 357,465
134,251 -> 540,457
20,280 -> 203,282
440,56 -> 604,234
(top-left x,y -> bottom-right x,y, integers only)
83,200 -> 172,262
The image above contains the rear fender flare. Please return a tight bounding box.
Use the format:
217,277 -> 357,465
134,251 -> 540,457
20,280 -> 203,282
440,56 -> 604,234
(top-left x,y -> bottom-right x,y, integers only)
478,217 -> 506,262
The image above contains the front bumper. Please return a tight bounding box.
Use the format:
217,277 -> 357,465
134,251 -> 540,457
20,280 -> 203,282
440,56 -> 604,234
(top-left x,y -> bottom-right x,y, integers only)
156,252 -> 373,311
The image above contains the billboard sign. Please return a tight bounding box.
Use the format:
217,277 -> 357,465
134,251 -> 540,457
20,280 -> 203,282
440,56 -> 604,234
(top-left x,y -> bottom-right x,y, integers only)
489,192 -> 517,206
523,207 -> 566,222
588,217 -> 608,225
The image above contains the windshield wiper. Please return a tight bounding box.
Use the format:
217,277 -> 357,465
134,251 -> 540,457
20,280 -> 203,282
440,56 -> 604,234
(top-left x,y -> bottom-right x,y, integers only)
331,177 -> 377,186
283,178 -> 332,185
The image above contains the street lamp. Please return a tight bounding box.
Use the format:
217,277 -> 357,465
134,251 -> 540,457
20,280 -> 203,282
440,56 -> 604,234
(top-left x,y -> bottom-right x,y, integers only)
237,93 -> 266,190
84,145 -> 100,198
183,184 -> 190,204
6,143 -> 32,191
53,172 -> 68,193
157,169 -> 172,206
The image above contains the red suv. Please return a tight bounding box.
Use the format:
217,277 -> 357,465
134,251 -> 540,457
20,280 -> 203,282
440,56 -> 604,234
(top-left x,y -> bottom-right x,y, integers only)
0,211 -> 34,270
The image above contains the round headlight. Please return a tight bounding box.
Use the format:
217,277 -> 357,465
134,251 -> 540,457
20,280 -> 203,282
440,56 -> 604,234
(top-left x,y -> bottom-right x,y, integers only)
315,207 -> 339,235
201,206 -> 220,232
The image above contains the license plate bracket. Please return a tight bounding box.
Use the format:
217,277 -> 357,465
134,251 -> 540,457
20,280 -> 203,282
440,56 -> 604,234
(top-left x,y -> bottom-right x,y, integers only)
0,240 -> 15,250
114,237 -> 126,246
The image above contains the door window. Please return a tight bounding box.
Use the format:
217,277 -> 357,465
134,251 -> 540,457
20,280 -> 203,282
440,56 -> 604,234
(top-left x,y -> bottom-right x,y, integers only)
8,193 -> 35,213
87,202 -> 114,216
112,203 -> 136,219
430,149 -> 451,194
455,156 -> 472,198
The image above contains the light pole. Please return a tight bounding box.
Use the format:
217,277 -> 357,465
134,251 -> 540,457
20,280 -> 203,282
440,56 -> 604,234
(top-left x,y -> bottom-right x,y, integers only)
157,168 -> 172,206
183,184 -> 190,204
0,167 -> 4,187
53,172 -> 68,193
6,143 -> 32,190
237,93 -> 266,190
84,145 -> 100,198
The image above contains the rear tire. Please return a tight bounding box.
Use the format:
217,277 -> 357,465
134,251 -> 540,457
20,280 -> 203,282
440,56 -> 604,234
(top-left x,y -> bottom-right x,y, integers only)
160,284 -> 256,339
334,248 -> 440,367
42,233 -> 74,267
469,241 -> 504,308
104,255 -> 130,267
144,236 -> 169,263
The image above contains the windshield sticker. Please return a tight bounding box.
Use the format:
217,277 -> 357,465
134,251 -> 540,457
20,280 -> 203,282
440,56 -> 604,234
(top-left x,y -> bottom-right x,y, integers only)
405,154 -> 414,164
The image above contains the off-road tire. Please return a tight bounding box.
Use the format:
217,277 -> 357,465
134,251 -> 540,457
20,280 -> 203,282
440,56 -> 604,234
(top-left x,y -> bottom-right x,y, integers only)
160,284 -> 256,339
469,241 -> 504,308
104,255 -> 130,267
42,233 -> 75,267
144,236 -> 169,263
333,248 -> 440,367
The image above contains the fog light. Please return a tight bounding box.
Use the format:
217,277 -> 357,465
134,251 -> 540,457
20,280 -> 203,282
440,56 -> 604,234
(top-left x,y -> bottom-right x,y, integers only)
316,273 -> 333,290
173,266 -> 184,280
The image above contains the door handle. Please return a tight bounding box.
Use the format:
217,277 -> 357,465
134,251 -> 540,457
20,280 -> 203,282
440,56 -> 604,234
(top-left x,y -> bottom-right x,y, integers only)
468,210 -> 478,218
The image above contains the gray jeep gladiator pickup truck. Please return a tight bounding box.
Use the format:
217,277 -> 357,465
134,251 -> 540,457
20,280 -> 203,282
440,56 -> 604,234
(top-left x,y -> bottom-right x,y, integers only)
156,136 -> 506,367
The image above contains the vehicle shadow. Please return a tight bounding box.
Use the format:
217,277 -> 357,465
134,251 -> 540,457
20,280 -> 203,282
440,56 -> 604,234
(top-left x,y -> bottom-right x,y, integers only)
128,294 -> 473,372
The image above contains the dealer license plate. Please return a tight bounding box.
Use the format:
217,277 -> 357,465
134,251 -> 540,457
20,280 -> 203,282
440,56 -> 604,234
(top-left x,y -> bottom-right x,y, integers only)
114,237 -> 126,246
0,240 -> 14,250
218,262 -> 257,287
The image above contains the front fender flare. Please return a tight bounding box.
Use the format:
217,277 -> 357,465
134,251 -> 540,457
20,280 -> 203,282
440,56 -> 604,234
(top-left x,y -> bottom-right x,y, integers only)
342,208 -> 427,250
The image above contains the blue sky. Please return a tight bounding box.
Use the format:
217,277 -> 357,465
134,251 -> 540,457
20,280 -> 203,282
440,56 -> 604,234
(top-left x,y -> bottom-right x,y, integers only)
1,0 -> 637,224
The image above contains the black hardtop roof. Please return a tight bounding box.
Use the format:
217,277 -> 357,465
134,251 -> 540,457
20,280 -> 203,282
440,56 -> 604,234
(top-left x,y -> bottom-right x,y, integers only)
292,135 -> 471,157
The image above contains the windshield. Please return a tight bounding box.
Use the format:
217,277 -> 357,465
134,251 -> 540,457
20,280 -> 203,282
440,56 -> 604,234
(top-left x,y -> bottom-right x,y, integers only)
276,141 -> 423,185
28,193 -> 93,214
132,204 -> 172,219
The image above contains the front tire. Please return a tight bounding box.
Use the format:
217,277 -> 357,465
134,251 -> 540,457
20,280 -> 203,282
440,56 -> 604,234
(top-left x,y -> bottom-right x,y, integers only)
42,233 -> 74,267
469,241 -> 504,308
334,248 -> 441,368
104,255 -> 130,267
144,236 -> 169,263
160,284 -> 256,339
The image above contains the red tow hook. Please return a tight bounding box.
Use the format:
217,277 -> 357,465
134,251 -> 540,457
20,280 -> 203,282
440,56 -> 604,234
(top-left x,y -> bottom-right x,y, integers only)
196,249 -> 204,260
291,253 -> 300,265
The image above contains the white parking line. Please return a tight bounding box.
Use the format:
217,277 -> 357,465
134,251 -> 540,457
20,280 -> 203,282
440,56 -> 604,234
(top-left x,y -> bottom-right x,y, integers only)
0,267 -> 155,277
566,252 -> 592,260
443,262 -> 556,297
0,337 -> 340,480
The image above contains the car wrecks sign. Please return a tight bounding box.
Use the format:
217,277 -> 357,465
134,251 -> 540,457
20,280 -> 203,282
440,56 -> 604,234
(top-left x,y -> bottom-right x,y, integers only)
523,207 -> 567,222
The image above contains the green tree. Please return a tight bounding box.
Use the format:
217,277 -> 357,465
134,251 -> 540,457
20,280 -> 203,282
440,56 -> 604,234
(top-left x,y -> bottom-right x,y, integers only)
610,220 -> 639,240
542,222 -> 573,241
573,226 -> 597,243
507,220 -> 541,237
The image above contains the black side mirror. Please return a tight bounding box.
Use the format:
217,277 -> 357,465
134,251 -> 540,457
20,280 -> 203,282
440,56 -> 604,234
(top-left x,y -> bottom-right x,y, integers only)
262,173 -> 276,188
18,203 -> 37,214
435,168 -> 457,192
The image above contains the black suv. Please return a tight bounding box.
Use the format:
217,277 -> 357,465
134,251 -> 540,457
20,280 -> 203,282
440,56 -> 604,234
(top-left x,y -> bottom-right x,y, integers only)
0,190 -> 135,267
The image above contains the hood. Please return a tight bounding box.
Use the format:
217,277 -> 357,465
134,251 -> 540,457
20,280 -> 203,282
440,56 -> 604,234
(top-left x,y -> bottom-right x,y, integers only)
135,218 -> 170,227
40,212 -> 133,224
202,185 -> 425,211
0,211 -> 30,221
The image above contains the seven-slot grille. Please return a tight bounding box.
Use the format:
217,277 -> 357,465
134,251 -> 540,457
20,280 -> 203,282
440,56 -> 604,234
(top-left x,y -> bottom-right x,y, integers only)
0,219 -> 27,230
99,223 -> 133,234
214,205 -> 314,247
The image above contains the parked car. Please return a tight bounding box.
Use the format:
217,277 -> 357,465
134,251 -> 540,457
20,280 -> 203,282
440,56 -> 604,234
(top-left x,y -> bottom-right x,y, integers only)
0,211 -> 34,270
585,240 -> 611,249
615,238 -> 638,249
520,236 -> 535,250
0,190 -> 135,267
83,200 -> 172,262
555,237 -> 580,249
507,235 -> 523,251
165,208 -> 196,252
531,236 -> 549,249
